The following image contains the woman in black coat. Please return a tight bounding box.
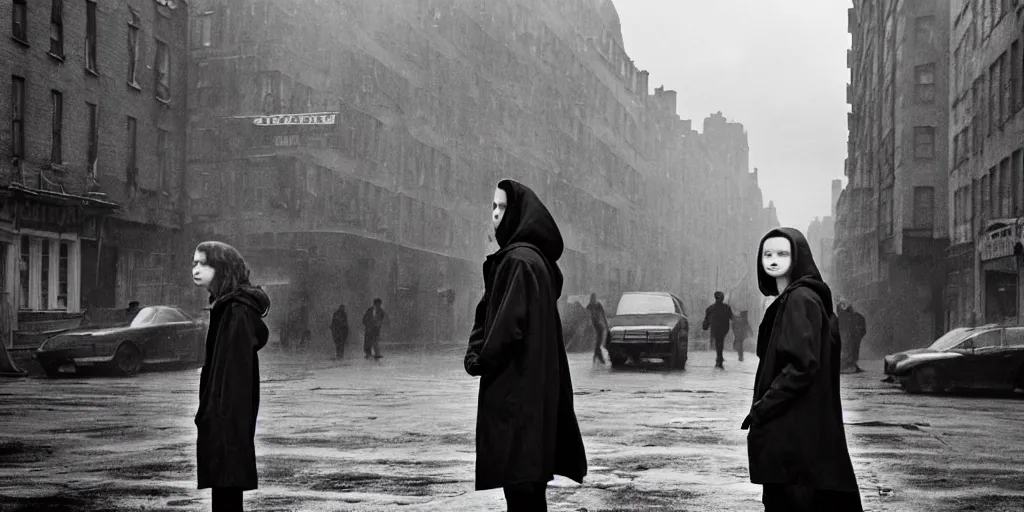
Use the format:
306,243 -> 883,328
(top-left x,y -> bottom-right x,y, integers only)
465,179 -> 587,511
742,227 -> 862,511
192,241 -> 271,512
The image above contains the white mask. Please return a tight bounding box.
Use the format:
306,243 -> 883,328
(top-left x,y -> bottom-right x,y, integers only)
761,237 -> 792,278
492,187 -> 508,231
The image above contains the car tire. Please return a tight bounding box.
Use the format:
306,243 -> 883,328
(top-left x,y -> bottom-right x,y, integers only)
676,337 -> 688,371
610,353 -> 627,368
113,342 -> 143,377
906,366 -> 942,394
40,362 -> 64,378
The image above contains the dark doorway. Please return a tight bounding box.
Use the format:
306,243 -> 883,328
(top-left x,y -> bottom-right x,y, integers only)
81,240 -> 118,309
984,270 -> 1018,324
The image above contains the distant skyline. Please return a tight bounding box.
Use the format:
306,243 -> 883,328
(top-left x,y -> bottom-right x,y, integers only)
615,0 -> 850,231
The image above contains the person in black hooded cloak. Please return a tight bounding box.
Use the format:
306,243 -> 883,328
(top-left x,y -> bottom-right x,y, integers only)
464,179 -> 587,511
192,241 -> 271,512
741,227 -> 863,512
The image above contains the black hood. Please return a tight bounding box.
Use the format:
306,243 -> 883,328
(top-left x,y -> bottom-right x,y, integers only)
495,179 -> 564,262
484,179 -> 564,297
756,227 -> 834,314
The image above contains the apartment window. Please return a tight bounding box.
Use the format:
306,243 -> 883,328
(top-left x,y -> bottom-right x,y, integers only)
1001,158 -> 1012,217
1012,41 -> 1021,112
12,0 -> 27,42
912,187 -> 934,229
127,16 -> 140,87
87,103 -> 98,174
914,126 -> 935,158
50,0 -> 64,58
915,64 -> 936,103
914,16 -> 937,46
157,130 -> 170,191
155,40 -> 170,101
1001,52 -> 1011,122
990,62 -> 999,134
85,0 -> 97,72
987,166 -> 995,217
1015,150 -> 1024,216
11,76 -> 25,158
197,11 -> 214,48
126,116 -> 137,188
50,91 -> 63,164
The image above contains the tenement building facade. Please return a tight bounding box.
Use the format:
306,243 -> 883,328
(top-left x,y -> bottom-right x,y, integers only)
1,0 -> 189,345
186,0 -> 771,344
837,0 -> 951,355
946,1 -> 1024,328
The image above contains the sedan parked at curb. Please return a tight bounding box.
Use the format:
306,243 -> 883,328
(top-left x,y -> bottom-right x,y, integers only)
34,306 -> 206,377
607,291 -> 689,370
884,324 -> 1024,394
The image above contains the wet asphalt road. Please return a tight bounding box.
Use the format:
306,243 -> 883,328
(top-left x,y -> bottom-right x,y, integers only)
1,345 -> 1023,512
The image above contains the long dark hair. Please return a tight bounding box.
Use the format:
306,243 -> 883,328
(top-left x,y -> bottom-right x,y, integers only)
195,241 -> 252,301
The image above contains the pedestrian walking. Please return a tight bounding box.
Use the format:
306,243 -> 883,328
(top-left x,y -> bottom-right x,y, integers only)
837,299 -> 867,374
191,241 -> 271,512
732,310 -> 752,361
464,179 -> 587,511
586,293 -> 608,364
362,298 -> 386,359
742,227 -> 862,511
702,291 -> 734,369
331,303 -> 349,360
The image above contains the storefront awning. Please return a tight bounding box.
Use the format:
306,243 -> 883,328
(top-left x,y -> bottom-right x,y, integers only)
1,183 -> 120,211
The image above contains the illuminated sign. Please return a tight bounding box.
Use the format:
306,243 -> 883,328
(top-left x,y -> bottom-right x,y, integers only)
252,112 -> 338,127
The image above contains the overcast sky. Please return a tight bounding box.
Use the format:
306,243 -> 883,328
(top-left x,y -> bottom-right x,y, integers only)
615,0 -> 851,231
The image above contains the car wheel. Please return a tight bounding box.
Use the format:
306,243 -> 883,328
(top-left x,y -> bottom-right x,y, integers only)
40,362 -> 64,378
610,353 -> 627,368
113,343 -> 143,377
677,336 -> 689,371
907,366 -> 942,394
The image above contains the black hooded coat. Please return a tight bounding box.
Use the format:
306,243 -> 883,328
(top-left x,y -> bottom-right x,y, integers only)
464,179 -> 588,490
747,228 -> 860,495
195,286 -> 271,490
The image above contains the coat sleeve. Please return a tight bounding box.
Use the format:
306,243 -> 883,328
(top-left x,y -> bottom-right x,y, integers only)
205,304 -> 257,423
464,295 -> 488,376
750,292 -> 822,424
464,258 -> 531,377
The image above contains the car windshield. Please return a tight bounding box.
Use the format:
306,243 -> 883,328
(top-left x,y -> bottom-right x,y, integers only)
928,327 -> 980,351
616,293 -> 675,315
130,307 -> 188,327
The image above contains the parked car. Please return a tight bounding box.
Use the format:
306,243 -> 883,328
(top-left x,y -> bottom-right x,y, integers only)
607,291 -> 689,369
34,305 -> 207,377
884,323 -> 1024,393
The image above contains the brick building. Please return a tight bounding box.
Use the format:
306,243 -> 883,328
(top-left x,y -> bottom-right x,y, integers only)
185,0 -> 771,345
1,0 -> 189,342
946,1 -> 1024,328
837,0 -> 951,355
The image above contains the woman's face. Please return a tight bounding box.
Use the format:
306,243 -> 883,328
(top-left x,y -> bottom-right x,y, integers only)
761,237 -> 793,279
192,250 -> 215,288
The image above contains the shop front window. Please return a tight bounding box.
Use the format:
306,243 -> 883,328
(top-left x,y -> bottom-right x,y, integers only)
17,235 -> 78,312
18,237 -> 28,310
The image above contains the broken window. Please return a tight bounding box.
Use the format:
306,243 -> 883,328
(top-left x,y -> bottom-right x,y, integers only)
127,9 -> 141,87
11,76 -> 25,159
51,90 -> 63,164
50,0 -> 64,57
155,40 -> 171,101
12,0 -> 27,42
86,0 -> 97,72
913,126 -> 935,159
915,63 -> 935,103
